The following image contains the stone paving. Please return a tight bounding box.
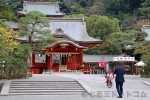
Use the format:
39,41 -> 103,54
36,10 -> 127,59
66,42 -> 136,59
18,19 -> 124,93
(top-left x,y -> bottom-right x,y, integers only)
55,74 -> 150,100
0,73 -> 150,100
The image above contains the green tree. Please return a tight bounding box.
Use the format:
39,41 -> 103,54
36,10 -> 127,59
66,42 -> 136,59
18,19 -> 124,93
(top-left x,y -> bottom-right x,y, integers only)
138,0 -> 150,21
134,43 -> 150,77
79,0 -> 87,7
19,11 -> 56,77
20,11 -> 55,52
105,0 -> 144,15
85,15 -> 120,40
134,44 -> 150,63
93,30 -> 148,55
105,0 -> 144,31
108,30 -> 148,55
0,27 -> 28,79
0,5 -> 17,21
142,0 -> 150,7
70,3 -> 83,14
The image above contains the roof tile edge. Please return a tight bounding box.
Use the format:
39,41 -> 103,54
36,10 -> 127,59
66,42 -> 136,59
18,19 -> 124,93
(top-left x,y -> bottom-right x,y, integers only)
24,1 -> 59,5
48,18 -> 84,22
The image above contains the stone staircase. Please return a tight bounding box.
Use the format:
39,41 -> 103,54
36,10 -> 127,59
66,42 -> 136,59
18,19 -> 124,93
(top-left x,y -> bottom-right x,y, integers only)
8,80 -> 87,95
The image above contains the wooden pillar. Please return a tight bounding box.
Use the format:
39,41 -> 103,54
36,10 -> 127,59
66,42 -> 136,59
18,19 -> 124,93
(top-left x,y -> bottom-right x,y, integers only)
70,54 -> 72,70
135,61 -> 138,75
80,52 -> 83,67
132,62 -> 134,75
89,63 -> 90,67
66,55 -> 68,69
32,54 -> 35,67
71,54 -> 76,70
74,54 -> 77,70
69,54 -> 72,70
47,54 -> 52,70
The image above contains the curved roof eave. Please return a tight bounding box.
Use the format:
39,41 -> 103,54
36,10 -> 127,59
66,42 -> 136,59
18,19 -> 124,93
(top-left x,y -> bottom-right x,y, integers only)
51,31 -> 102,43
51,32 -> 78,42
18,11 -> 65,15
45,40 -> 87,49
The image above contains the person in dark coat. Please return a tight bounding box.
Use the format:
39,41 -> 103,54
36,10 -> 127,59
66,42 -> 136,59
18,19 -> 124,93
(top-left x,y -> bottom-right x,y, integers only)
114,62 -> 125,98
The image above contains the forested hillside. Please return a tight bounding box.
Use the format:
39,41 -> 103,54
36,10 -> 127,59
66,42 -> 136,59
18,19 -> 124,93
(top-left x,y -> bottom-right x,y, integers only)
0,0 -> 150,30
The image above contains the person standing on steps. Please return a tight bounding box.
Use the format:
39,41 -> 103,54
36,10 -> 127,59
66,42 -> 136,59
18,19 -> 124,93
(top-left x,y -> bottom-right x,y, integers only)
99,58 -> 106,77
114,62 -> 125,98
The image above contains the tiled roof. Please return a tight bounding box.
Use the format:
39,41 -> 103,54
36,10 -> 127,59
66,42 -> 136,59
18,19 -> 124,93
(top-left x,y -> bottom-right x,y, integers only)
50,18 -> 101,42
18,1 -> 65,16
17,18 -> 101,43
6,21 -> 20,29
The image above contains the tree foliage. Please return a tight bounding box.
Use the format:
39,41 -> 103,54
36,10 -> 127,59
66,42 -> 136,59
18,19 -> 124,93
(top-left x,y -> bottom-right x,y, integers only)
107,30 -> 148,54
105,0 -> 144,15
0,5 -> 17,21
88,30 -> 147,55
133,19 -> 150,31
134,42 -> 150,63
20,11 -> 56,52
85,15 -> 120,40
134,42 -> 150,77
0,27 -> 19,55
137,0 -> 150,24
19,11 -> 56,78
0,27 -> 27,79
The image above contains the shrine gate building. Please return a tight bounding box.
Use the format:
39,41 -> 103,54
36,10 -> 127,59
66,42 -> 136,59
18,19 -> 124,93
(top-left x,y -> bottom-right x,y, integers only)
16,1 -> 101,74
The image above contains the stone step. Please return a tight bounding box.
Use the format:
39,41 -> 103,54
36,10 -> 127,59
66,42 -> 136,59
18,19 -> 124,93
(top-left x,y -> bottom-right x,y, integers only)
10,84 -> 78,85
11,84 -> 80,86
11,81 -> 76,82
11,83 -> 80,85
10,86 -> 82,88
9,90 -> 86,92
9,92 -> 87,95
10,85 -> 81,87
11,81 -> 77,82
10,85 -> 82,86
10,88 -> 84,90
11,82 -> 78,84
7,80 -> 87,95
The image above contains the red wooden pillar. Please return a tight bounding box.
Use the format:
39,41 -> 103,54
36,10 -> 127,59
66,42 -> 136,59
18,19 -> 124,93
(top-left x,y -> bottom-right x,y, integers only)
32,54 -> 35,67
66,55 -> 68,69
80,52 -> 83,67
74,54 -> 77,70
47,54 -> 52,70
71,54 -> 76,70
